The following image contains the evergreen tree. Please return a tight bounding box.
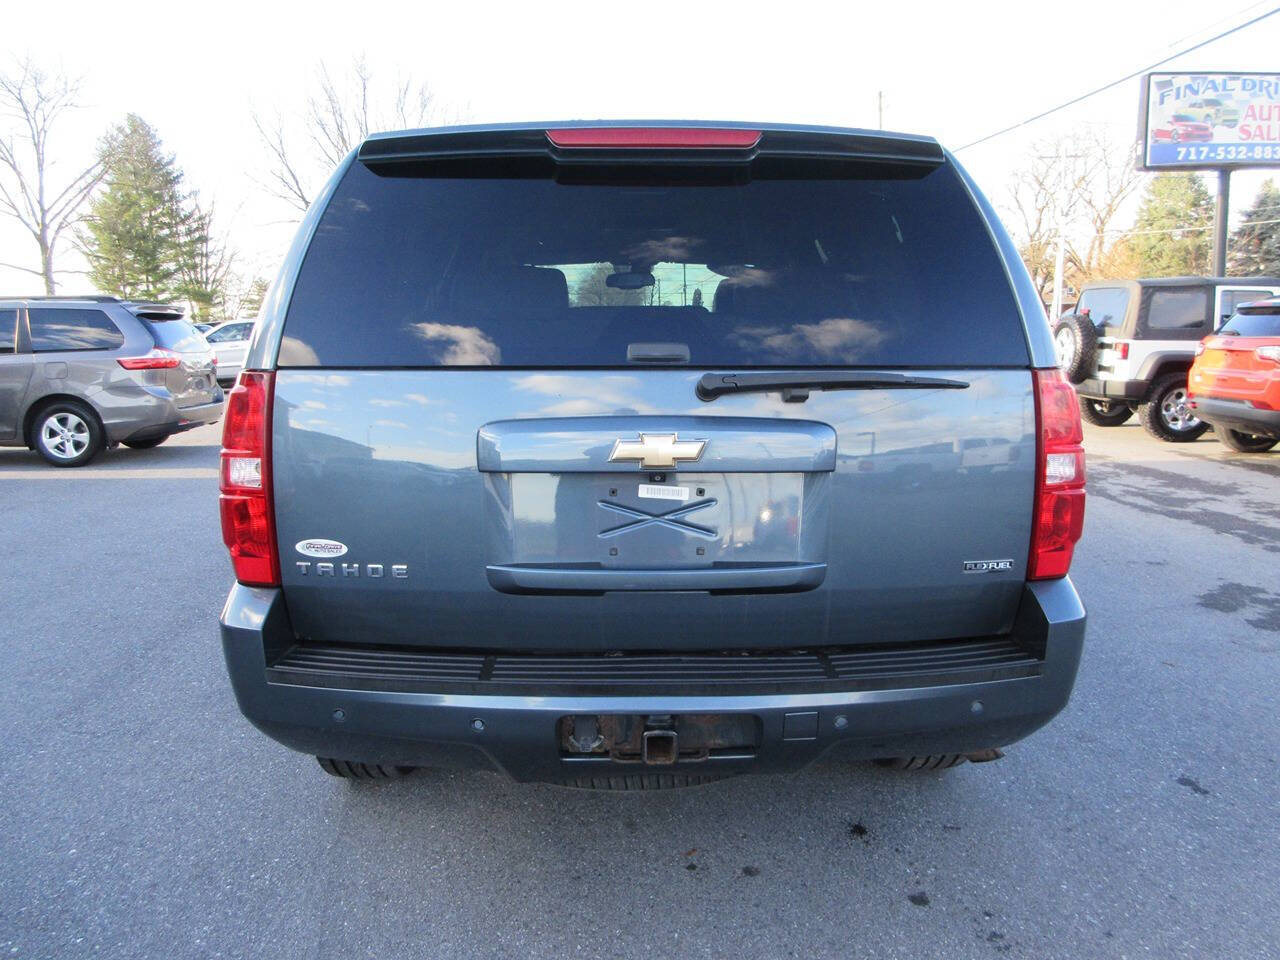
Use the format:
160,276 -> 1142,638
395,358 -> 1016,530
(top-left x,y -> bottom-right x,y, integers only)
176,202 -> 232,320
1129,173 -> 1214,277
1228,179 -> 1280,277
238,277 -> 270,318
691,287 -> 704,309
81,114 -> 189,300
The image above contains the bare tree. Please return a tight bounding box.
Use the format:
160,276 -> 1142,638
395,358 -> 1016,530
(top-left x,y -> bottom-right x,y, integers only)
1005,129 -> 1144,302
1067,129 -> 1143,282
255,56 -> 459,215
0,59 -> 103,293
1007,140 -> 1087,302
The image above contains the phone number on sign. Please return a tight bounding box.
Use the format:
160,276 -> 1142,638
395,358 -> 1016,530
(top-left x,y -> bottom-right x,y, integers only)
1173,143 -> 1280,162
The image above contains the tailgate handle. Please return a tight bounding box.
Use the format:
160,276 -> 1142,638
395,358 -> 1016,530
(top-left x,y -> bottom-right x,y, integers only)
486,562 -> 826,594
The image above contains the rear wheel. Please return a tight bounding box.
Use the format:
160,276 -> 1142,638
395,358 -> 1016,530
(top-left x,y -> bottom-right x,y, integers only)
122,436 -> 168,450
32,401 -> 105,467
1139,373 -> 1209,442
875,754 -> 967,771
316,757 -> 416,780
1078,397 -> 1133,426
1216,429 -> 1278,453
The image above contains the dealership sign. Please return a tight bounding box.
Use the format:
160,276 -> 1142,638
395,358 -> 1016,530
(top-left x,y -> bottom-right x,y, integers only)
1138,72 -> 1280,170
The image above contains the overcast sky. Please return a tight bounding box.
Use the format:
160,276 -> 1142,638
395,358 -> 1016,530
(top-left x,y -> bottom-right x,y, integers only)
2,0 -> 1278,296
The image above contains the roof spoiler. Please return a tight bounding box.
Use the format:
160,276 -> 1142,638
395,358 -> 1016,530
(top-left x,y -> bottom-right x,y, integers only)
357,124 -> 945,173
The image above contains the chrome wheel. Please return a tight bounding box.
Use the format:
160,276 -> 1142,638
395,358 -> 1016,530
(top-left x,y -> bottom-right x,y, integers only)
1055,327 -> 1075,368
40,411 -> 91,460
1160,387 -> 1200,432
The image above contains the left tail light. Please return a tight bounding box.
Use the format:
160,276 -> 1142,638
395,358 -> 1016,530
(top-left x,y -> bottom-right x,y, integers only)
117,348 -> 181,370
1029,368 -> 1086,580
219,371 -> 279,586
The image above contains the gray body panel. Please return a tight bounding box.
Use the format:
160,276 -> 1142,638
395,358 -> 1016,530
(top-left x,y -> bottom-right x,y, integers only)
273,368 -> 1035,651
0,299 -> 222,446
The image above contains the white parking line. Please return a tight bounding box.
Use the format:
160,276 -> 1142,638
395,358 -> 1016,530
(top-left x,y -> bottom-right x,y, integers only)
0,468 -> 217,480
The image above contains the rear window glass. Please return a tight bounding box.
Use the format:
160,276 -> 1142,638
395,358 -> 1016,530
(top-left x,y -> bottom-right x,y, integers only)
1076,287 -> 1129,327
29,308 -> 125,352
281,161 -> 1028,368
141,317 -> 205,351
1221,306 -> 1280,337
0,309 -> 15,353
1147,289 -> 1209,330
1219,289 -> 1271,322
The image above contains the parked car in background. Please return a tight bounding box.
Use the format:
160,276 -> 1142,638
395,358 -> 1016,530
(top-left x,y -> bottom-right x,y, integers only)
203,320 -> 254,386
1185,97 -> 1239,128
193,322 -> 215,334
218,121 -> 1087,788
1053,277 -> 1280,441
1189,298 -> 1280,452
0,297 -> 222,466
1152,114 -> 1213,143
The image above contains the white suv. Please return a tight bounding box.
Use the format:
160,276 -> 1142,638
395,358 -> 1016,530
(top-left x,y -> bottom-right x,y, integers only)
1053,277 -> 1280,441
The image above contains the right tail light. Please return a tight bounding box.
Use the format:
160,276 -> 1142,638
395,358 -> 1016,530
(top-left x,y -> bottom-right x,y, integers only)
1029,368 -> 1086,580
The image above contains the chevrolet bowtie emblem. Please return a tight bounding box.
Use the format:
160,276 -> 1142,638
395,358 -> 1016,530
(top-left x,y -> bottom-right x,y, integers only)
608,433 -> 707,469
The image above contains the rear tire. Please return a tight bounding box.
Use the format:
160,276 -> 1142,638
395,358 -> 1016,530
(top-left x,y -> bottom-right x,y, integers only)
31,400 -> 105,467
122,436 -> 168,450
1078,397 -> 1133,426
316,757 -> 416,780
1216,429 -> 1278,453
875,754 -> 967,771
1139,373 -> 1209,442
1052,314 -> 1098,384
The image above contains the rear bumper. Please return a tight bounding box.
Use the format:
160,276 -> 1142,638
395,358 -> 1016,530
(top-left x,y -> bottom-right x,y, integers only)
114,396 -> 223,443
1077,377 -> 1146,402
1192,396 -> 1280,438
220,579 -> 1086,783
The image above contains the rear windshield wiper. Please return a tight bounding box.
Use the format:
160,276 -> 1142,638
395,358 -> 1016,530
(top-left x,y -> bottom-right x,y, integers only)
696,370 -> 970,402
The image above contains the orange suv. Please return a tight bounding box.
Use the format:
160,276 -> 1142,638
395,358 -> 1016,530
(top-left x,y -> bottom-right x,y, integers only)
1189,298 -> 1280,453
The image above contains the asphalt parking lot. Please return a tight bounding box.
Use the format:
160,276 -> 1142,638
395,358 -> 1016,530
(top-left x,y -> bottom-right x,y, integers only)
2,422 -> 1277,960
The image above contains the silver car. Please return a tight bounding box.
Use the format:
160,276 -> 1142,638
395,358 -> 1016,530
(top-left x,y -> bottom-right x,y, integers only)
0,297 -> 223,467
203,320 -> 255,386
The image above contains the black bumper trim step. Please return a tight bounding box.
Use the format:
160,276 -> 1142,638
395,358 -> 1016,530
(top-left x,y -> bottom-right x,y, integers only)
267,638 -> 1041,695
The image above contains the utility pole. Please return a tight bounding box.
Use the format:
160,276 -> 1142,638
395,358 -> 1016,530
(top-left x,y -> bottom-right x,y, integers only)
877,91 -> 884,129
1212,169 -> 1231,276
1050,145 -> 1068,321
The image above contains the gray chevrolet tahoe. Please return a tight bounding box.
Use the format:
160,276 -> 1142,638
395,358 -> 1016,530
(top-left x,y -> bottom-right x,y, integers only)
0,297 -> 222,466
219,122 -> 1087,788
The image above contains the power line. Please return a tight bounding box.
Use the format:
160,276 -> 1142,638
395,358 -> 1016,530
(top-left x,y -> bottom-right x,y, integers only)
954,5 -> 1280,152
1095,216 -> 1280,238
1162,0 -> 1271,51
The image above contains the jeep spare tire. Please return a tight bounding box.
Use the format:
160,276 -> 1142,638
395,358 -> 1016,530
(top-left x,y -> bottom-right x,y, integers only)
1052,314 -> 1097,384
